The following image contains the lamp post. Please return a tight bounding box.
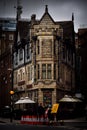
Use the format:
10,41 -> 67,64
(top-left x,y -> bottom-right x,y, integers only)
8,43 -> 14,122
8,61 -> 14,123
9,90 -> 14,122
7,0 -> 22,122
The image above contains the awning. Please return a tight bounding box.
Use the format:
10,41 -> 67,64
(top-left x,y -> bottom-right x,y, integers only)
22,97 -> 35,104
15,97 -> 24,104
59,95 -> 82,102
15,97 -> 35,104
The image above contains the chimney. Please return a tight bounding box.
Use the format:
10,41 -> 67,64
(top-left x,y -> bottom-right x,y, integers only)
31,14 -> 36,25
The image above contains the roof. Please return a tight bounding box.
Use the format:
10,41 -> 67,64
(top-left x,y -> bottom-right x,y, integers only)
39,5 -> 55,25
57,21 -> 74,40
18,20 -> 30,39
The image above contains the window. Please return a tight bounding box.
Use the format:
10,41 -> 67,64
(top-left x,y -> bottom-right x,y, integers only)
42,64 -> 46,79
54,64 -> 56,79
28,92 -> 32,99
14,71 -> 17,84
47,64 -> 51,79
37,40 -> 40,55
43,90 -> 52,107
20,69 -> 22,80
27,66 -> 32,81
26,43 -> 30,59
14,52 -> 18,65
54,40 -> 56,55
25,43 -> 32,62
27,66 -> 30,81
9,34 -> 13,40
30,66 -> 32,80
37,64 -> 40,79
42,64 -> 52,79
19,48 -> 23,61
18,73 -> 20,81
34,91 -> 38,102
22,71 -> 25,80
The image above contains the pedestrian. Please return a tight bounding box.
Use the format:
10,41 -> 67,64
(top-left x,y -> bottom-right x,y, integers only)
45,105 -> 54,124
37,103 -> 45,117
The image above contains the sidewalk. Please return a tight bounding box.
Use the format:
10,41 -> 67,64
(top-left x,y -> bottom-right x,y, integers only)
0,117 -> 20,124
57,117 -> 87,127
59,117 -> 87,122
0,116 -> 87,125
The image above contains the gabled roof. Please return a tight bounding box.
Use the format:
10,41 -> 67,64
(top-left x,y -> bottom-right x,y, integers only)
33,5 -> 74,41
39,5 -> 55,25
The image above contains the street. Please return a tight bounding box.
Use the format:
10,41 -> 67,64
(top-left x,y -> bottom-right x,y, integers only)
0,122 -> 87,130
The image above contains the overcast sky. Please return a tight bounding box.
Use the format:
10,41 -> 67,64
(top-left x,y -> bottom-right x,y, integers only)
0,0 -> 87,32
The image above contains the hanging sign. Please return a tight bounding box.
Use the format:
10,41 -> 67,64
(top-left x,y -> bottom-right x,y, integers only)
51,103 -> 59,113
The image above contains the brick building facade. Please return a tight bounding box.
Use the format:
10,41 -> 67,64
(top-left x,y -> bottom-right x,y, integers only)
75,28 -> 87,101
0,18 -> 16,109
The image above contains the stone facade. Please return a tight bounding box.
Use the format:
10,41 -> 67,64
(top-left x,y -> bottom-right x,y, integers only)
13,6 -> 75,107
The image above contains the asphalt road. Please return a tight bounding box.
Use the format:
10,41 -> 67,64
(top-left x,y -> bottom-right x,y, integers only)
0,123 -> 87,130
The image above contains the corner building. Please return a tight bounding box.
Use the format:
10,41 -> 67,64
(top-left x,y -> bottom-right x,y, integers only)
13,6 -> 75,107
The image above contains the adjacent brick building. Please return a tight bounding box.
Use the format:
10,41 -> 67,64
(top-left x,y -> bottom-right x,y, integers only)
75,28 -> 87,101
0,18 -> 16,109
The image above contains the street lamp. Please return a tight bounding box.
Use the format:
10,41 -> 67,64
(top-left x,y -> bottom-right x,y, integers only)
9,90 -> 14,122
